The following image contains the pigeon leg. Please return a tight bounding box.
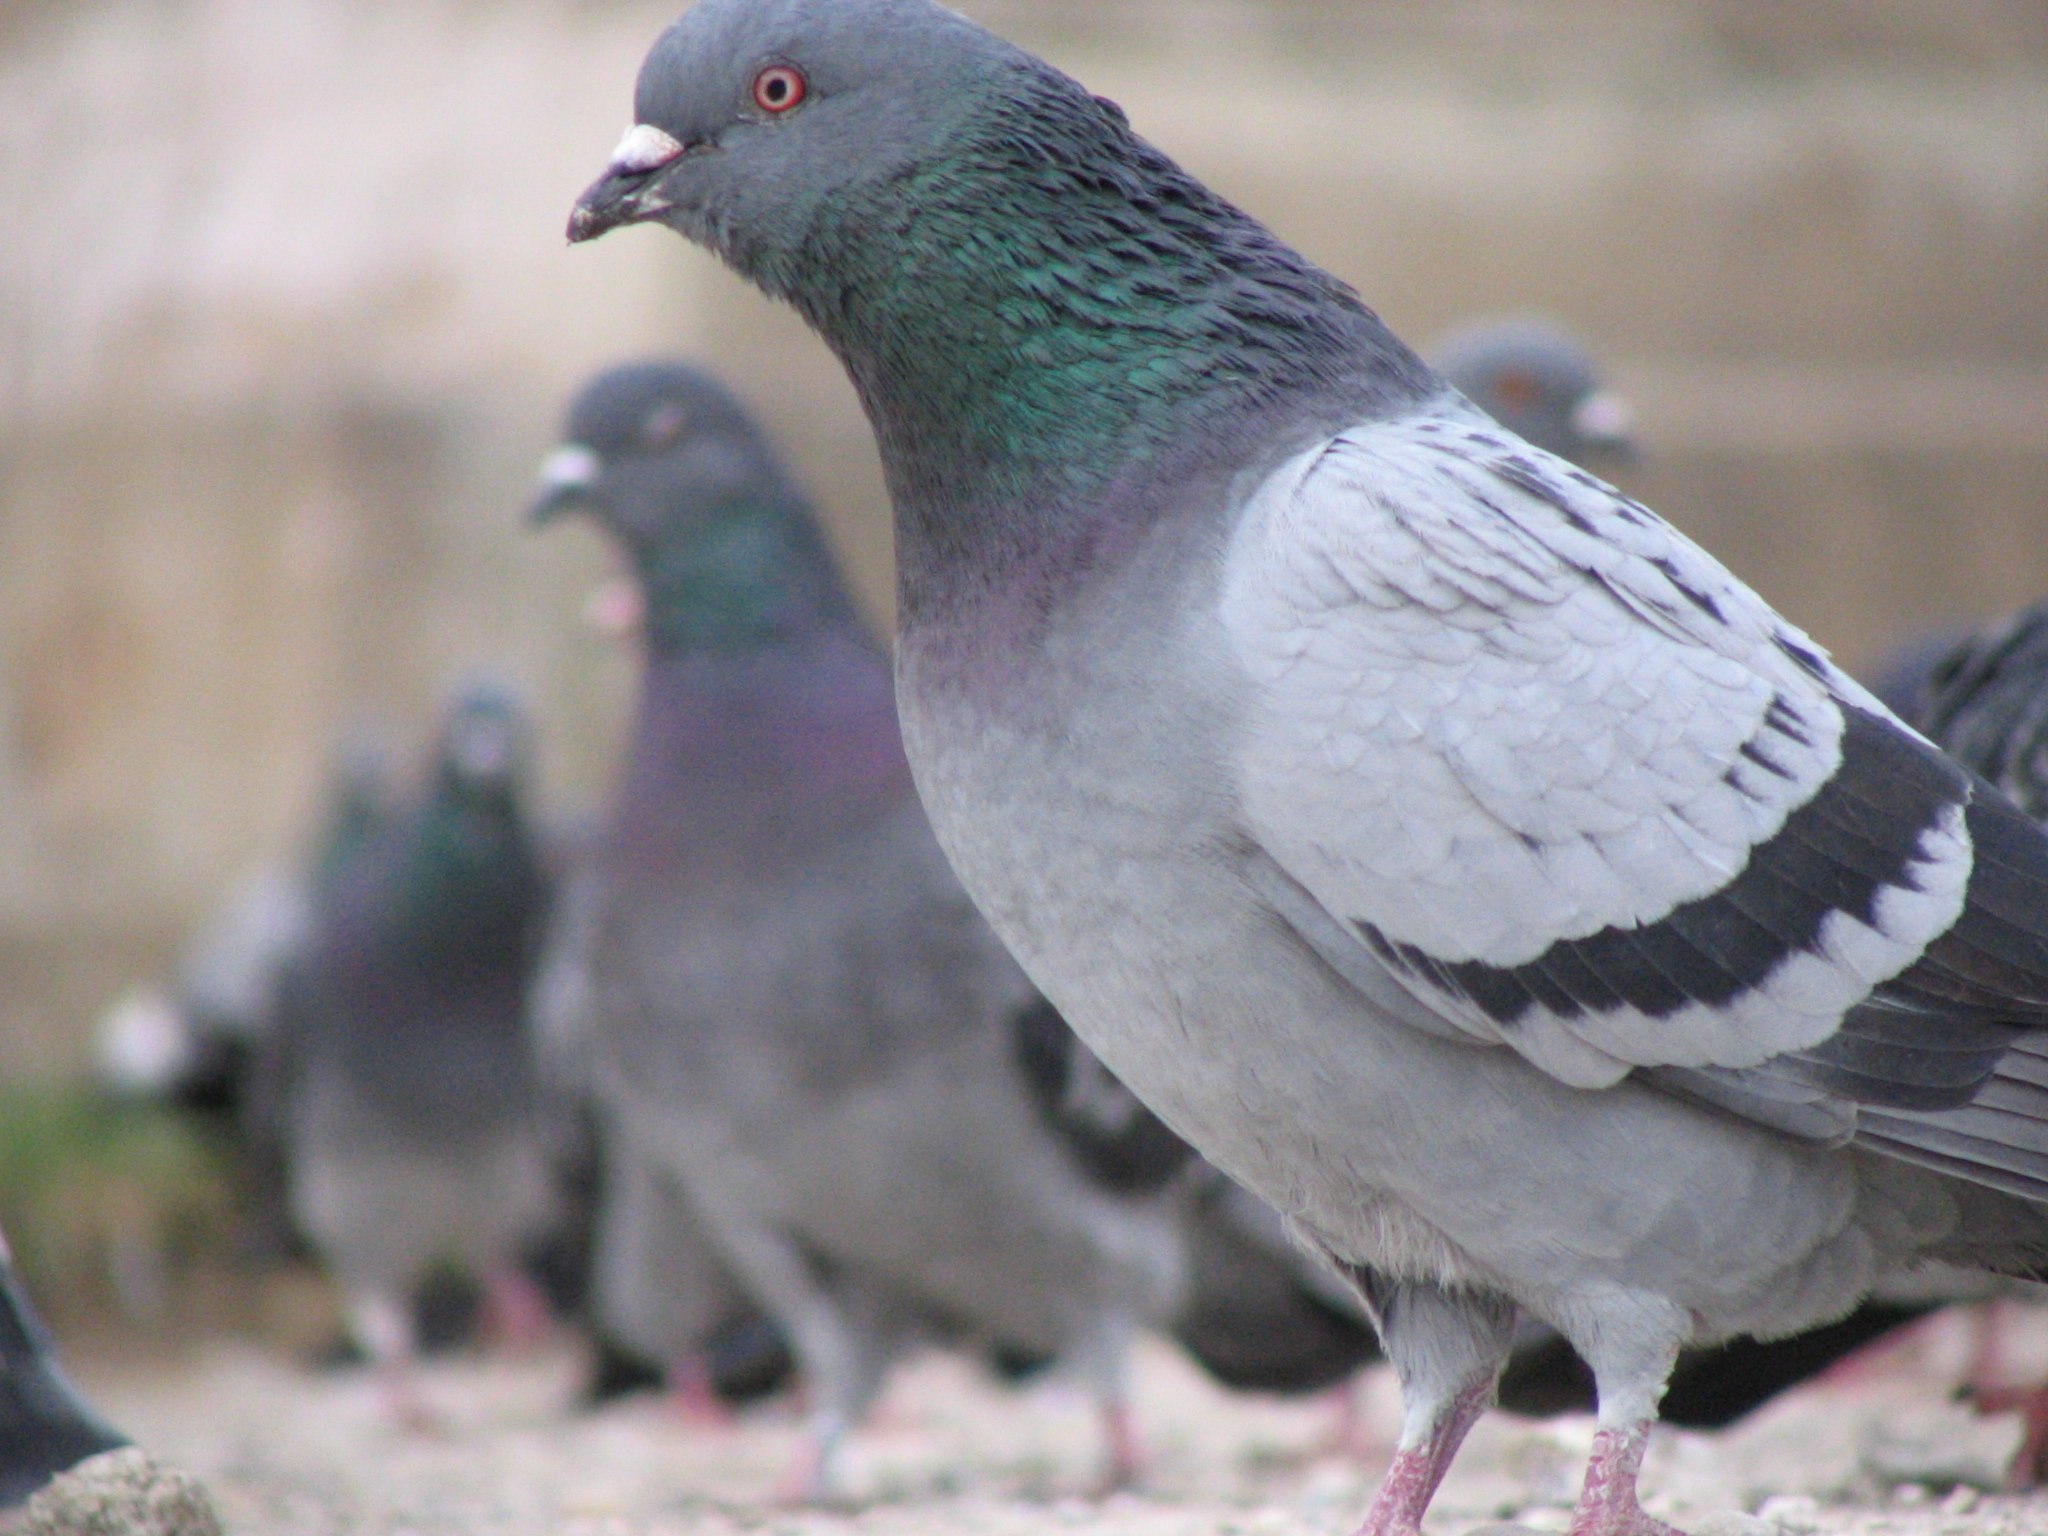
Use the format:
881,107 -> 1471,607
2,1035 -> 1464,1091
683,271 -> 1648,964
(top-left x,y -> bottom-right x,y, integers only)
1348,1277 -> 1517,1536
1564,1296 -> 1686,1536
707,1218 -> 893,1502
348,1287 -> 435,1431
1064,1309 -> 1145,1493
1960,1300 -> 2048,1490
480,1264 -> 553,1353
666,1352 -> 738,1429
1568,1422 -> 1679,1536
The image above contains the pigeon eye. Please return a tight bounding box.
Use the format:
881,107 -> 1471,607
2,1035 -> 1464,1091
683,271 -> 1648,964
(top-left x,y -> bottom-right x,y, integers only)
1494,368 -> 1542,413
752,65 -> 808,115
642,405 -> 689,450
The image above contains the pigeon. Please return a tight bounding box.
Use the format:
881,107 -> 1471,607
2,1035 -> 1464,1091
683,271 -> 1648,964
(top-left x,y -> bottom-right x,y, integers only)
1429,317 -> 1635,469
96,733 -> 396,1281
568,7 -> 2048,1533
0,1223 -> 127,1507
273,682 -> 556,1415
527,360 -> 1187,1495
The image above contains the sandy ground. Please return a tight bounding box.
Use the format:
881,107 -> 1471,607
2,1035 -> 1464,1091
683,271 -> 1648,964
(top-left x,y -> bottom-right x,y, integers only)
38,1308 -> 2048,1536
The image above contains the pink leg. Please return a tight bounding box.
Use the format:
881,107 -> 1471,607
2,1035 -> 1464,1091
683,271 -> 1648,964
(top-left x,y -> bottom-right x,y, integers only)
1354,1377 -> 1492,1536
1094,1399 -> 1143,1495
481,1266 -> 554,1353
1961,1299 -> 2048,1490
667,1353 -> 738,1430
1567,1421 -> 1682,1536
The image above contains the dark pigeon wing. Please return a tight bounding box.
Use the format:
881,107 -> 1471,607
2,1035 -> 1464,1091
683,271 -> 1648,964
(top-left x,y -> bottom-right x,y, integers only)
1011,996 -> 1195,1195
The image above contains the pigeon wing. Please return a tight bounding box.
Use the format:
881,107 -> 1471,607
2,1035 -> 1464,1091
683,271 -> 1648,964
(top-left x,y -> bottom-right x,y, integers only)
1218,415 -> 2048,1196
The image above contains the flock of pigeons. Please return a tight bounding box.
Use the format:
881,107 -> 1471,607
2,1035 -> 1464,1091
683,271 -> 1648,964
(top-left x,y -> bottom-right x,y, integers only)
10,4 -> 2048,1534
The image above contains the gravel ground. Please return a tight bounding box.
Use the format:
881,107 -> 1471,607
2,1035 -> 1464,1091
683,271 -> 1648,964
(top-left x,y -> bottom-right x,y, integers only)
31,1308 -> 2048,1536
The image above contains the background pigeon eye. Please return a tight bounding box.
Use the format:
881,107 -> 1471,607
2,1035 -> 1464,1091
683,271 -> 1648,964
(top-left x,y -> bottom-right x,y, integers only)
752,65 -> 808,115
641,404 -> 689,450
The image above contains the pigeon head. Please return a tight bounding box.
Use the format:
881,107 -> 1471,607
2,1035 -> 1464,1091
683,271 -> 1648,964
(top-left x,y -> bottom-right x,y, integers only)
569,0 -> 1427,544
566,0 -> 1010,270
529,360 -> 855,652
1429,318 -> 1636,469
434,680 -> 530,802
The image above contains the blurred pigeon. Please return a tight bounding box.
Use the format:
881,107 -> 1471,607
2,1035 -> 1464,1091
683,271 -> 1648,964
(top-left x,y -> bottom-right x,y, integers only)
273,683 -> 555,1415
97,732 -> 393,1117
0,1223 -> 126,1507
530,360 -> 1187,1495
528,838 -> 795,1414
569,8 -> 2048,1533
1918,601 -> 2048,821
1898,597 -> 2048,1484
1861,619 -> 1982,725
585,1128 -> 796,1414
1429,317 -> 1635,468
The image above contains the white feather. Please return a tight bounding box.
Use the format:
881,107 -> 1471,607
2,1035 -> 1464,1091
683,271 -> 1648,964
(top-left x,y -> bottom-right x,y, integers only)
1218,411 -> 1972,1081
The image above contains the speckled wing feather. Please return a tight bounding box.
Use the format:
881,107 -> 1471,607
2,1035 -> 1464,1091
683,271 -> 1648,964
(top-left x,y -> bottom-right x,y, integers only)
1220,411 -> 2048,1198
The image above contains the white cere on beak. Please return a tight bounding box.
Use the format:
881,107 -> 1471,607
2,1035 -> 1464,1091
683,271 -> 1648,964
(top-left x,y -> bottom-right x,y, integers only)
610,123 -> 687,174
540,444 -> 602,493
1572,390 -> 1635,444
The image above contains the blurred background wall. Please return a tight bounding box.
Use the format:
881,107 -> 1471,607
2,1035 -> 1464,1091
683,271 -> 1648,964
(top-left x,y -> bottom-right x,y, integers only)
3,0 -> 2045,1076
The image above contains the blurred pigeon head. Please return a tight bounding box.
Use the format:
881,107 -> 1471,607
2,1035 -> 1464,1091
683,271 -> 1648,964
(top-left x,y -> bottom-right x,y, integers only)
434,678 -> 529,797
527,360 -> 850,652
527,361 -> 793,556
1429,316 -> 1635,468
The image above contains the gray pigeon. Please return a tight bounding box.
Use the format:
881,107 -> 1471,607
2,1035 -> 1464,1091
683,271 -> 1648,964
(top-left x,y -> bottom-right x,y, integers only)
1430,317 -> 1635,468
274,682 -> 555,1415
568,7 -> 2048,1533
528,360 -> 1186,1496
526,817 -> 795,1414
0,1224 -> 127,1507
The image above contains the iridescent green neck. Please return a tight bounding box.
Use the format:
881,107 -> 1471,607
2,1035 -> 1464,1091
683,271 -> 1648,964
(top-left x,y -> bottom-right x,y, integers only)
397,787 -> 540,953
638,495 -> 853,654
743,63 -> 1428,524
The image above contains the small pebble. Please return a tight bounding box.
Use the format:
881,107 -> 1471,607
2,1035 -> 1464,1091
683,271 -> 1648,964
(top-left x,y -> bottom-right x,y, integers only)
20,1448 -> 223,1536
1940,1485 -> 1978,1516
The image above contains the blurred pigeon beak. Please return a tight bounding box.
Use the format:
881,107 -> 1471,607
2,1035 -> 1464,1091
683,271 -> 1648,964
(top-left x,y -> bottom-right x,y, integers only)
1571,390 -> 1638,462
584,574 -> 647,639
526,444 -> 603,525
567,124 -> 690,243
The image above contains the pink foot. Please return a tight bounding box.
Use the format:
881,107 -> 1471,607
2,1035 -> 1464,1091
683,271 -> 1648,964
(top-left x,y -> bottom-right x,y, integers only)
667,1354 -> 738,1430
1354,1378 -> 1492,1536
1966,1382 -> 2048,1491
772,1429 -> 843,1507
481,1266 -> 554,1353
1961,1300 -> 2048,1490
1568,1421 -> 1683,1536
1092,1399 -> 1144,1496
378,1362 -> 445,1435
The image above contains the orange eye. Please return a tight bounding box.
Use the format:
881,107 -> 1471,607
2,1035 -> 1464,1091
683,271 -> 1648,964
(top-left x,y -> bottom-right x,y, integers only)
753,65 -> 808,115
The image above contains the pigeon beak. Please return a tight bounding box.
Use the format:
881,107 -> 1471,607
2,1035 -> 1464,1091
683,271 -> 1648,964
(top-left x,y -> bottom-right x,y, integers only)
1571,390 -> 1638,463
526,444 -> 604,525
567,124 -> 692,244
